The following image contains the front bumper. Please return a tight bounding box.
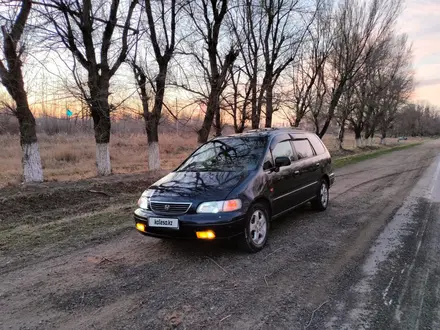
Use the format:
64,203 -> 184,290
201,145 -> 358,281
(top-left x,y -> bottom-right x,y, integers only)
133,208 -> 246,239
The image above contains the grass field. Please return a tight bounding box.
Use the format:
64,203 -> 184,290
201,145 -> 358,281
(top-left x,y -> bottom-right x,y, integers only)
0,132 -> 425,187
332,142 -> 423,168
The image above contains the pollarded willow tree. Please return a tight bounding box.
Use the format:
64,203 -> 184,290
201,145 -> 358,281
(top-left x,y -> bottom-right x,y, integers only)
0,0 -> 44,182
130,0 -> 183,170
176,0 -> 239,143
347,33 -> 413,147
282,0 -> 334,129
318,0 -> 403,139
42,0 -> 138,175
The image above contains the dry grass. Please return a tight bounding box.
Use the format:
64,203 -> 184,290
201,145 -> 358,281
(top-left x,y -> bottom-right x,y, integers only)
0,132 -> 197,187
0,131 -> 424,187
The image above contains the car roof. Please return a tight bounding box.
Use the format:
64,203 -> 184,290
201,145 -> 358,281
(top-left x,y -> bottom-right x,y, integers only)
213,127 -> 309,140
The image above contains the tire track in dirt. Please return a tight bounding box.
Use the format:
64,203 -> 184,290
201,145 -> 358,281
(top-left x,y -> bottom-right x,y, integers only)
322,154 -> 440,329
255,142 -> 437,329
332,165 -> 428,200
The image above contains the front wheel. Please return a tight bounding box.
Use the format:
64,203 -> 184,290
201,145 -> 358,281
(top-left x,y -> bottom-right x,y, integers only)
240,203 -> 269,253
311,180 -> 329,211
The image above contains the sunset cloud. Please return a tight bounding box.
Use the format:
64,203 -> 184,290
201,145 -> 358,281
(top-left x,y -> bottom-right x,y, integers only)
417,78 -> 440,87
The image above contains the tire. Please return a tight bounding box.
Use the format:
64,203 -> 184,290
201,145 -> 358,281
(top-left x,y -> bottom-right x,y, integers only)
311,179 -> 329,211
240,203 -> 270,253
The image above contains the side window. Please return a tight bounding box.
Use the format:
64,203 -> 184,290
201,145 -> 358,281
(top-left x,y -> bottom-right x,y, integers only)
308,134 -> 326,155
272,141 -> 294,161
292,139 -> 315,160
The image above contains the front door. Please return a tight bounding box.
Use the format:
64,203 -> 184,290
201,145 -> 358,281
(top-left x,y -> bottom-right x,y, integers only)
267,138 -> 300,215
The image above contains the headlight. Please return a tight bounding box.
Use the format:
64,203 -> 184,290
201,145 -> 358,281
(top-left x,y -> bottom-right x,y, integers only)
137,189 -> 154,209
196,199 -> 242,213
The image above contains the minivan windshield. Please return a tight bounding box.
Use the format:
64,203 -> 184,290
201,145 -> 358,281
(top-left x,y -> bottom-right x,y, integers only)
177,136 -> 267,172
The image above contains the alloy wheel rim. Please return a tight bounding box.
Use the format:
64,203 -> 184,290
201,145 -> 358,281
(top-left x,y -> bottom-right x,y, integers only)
321,183 -> 328,207
249,210 -> 267,245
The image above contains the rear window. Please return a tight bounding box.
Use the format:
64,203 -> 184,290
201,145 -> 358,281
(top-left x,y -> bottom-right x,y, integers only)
292,140 -> 315,159
308,134 -> 326,155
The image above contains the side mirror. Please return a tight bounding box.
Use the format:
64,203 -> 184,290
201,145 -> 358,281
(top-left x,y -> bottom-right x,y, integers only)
275,156 -> 291,168
263,160 -> 273,171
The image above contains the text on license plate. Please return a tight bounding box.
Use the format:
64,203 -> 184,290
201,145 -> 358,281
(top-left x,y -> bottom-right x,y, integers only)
148,217 -> 179,229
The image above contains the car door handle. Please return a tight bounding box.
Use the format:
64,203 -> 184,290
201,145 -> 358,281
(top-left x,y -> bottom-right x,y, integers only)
294,170 -> 300,175
316,163 -> 320,167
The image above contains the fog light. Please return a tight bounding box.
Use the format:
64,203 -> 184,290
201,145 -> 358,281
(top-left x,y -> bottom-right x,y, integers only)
196,230 -> 216,240
136,223 -> 146,232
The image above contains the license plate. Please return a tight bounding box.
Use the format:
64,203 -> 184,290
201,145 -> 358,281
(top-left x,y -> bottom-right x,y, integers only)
148,217 -> 179,229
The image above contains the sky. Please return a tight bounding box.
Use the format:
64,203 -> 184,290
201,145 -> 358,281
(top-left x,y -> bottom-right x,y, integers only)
399,0 -> 440,105
1,0 -> 439,118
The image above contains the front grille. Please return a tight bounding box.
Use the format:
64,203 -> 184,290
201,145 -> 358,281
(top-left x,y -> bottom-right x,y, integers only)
150,201 -> 191,215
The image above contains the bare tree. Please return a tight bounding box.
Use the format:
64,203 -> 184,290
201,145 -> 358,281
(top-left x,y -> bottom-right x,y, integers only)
348,32 -> 413,147
221,65 -> 251,133
283,0 -> 333,128
130,0 -> 179,170
319,0 -> 402,138
393,103 -> 440,137
306,47 -> 329,135
43,0 -> 138,175
0,0 -> 43,182
178,0 -> 238,143
348,64 -> 376,147
259,0 -> 306,128
230,0 -> 263,129
378,35 -> 413,144
334,84 -> 356,149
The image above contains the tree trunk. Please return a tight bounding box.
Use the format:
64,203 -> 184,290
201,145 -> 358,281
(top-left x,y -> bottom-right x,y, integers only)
250,60 -> 259,129
143,114 -> 161,171
255,70 -> 270,129
265,84 -> 273,128
3,73 -> 44,183
337,119 -> 346,150
96,143 -> 111,176
370,125 -> 376,146
90,96 -> 112,176
254,85 -> 265,129
319,83 -> 345,138
233,111 -> 239,133
313,115 -> 320,135
22,141 -> 43,182
16,98 -> 44,183
237,101 -> 246,133
0,2 -> 44,183
140,88 -> 157,173
251,95 -> 259,129
364,126 -> 370,140
215,106 -> 222,136
197,87 -> 219,143
18,99 -> 43,183
380,131 -> 386,145
146,65 -> 168,170
354,127 -> 363,148
147,120 -> 160,170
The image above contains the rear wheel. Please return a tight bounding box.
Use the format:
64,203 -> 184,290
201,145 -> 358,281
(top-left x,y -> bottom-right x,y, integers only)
312,179 -> 329,211
240,203 -> 269,253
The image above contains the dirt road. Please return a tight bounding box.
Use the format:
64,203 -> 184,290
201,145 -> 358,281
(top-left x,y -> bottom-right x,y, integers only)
1,140 -> 440,329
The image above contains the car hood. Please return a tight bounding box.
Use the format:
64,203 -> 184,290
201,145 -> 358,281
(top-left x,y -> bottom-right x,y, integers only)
149,170 -> 249,201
